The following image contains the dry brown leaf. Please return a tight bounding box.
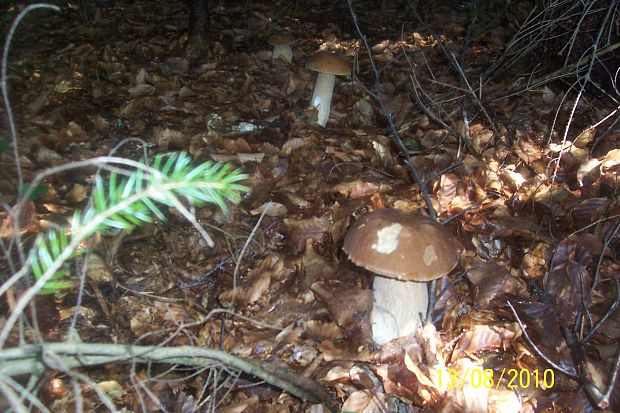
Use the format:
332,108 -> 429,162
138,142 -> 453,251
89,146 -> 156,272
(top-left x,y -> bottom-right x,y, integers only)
86,252 -> 113,284
341,390 -> 391,413
331,180 -> 381,199
0,201 -> 38,238
573,128 -> 596,148
281,137 -> 309,154
283,214 -> 331,253
249,201 -> 288,216
545,261 -> 590,324
521,242 -> 551,278
218,258 -> 275,306
305,320 -> 343,340
513,138 -> 546,173
352,98 -> 375,127
128,83 -> 155,97
151,127 -> 187,149
311,280 -> 372,343
602,148 -> 620,173
299,239 -> 337,286
452,325 -> 516,360
66,183 -> 88,204
470,123 -> 495,154
570,197 -> 610,225
466,261 -> 525,308
219,395 -> 259,413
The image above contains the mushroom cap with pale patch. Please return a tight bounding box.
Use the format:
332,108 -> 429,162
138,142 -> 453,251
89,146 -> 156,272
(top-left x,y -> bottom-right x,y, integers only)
306,51 -> 350,76
342,208 -> 462,281
268,33 -> 295,46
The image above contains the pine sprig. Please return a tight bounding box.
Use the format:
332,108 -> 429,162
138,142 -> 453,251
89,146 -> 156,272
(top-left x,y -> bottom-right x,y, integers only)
29,152 -> 249,294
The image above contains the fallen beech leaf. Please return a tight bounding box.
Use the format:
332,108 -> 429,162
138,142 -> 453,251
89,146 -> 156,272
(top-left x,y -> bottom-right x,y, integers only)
332,180 -> 380,199
219,395 -> 258,413
66,183 -> 88,203
444,359 -> 489,413
250,201 -> 288,216
488,389 -> 521,413
0,201 -> 38,238
97,380 -> 124,399
311,280 -> 372,343
236,152 -> 265,163
601,148 -> 620,172
283,214 -> 331,253
510,301 -> 567,357
569,233 -> 608,257
34,145 -> 63,163
91,115 -> 109,132
470,123 -> 494,153
86,252 -> 113,284
300,239 -> 337,285
128,83 -> 155,97
521,242 -> 551,279
545,260 -> 590,324
281,137 -> 309,153
341,390 -> 391,412
352,98 -> 375,127
573,128 -> 596,148
466,261 -> 525,308
341,390 -> 372,412
58,306 -> 96,322
318,339 -> 372,362
26,92 -> 49,115
305,320 -> 343,340
151,127 -> 187,149
374,362 -> 422,404
218,256 -> 282,306
452,325 -> 515,361
576,158 -> 601,187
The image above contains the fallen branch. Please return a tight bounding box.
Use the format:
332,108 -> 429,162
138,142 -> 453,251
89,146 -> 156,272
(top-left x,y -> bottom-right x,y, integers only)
0,342 -> 338,411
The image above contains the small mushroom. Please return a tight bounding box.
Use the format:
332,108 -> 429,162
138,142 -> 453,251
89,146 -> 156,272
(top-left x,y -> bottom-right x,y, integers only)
342,208 -> 462,345
268,33 -> 295,64
306,52 -> 350,127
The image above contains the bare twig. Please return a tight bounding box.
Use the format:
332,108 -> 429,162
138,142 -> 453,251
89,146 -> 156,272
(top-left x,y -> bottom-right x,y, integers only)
506,300 -> 579,379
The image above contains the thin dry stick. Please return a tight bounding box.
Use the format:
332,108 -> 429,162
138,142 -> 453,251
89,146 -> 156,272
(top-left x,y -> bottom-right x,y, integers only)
506,301 -> 579,379
230,203 -> 272,309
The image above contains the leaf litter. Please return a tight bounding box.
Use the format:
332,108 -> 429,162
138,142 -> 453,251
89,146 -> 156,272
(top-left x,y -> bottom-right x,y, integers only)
0,0 -> 619,411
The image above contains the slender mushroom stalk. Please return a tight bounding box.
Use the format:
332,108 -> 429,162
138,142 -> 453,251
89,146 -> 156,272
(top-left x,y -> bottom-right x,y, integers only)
310,72 -> 336,127
306,52 -> 350,127
268,33 -> 294,64
273,44 -> 292,63
342,208 -> 462,345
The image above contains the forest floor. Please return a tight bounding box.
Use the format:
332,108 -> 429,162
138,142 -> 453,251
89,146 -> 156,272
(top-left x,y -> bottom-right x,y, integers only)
0,0 -> 619,412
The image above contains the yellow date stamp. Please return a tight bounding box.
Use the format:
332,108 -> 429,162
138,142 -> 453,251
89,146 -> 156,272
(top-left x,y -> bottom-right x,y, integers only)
437,368 -> 555,390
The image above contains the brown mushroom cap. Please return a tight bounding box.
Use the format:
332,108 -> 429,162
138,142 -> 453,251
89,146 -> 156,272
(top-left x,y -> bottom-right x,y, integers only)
268,33 -> 295,46
343,208 -> 462,281
306,52 -> 350,76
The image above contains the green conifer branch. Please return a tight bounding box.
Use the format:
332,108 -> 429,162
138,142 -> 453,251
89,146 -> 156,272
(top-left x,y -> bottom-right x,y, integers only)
28,152 -> 248,294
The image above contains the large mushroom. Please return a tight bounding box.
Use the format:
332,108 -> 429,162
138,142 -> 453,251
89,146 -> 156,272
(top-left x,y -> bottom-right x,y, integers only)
268,33 -> 295,64
342,208 -> 462,345
306,52 -> 350,127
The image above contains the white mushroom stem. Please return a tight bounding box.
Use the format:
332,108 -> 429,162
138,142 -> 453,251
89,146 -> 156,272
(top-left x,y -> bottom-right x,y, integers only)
370,276 -> 429,345
310,72 -> 336,127
272,45 -> 292,63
